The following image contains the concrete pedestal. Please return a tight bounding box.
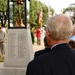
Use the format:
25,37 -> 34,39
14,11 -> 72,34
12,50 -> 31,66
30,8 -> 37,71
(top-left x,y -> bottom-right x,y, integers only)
0,29 -> 34,75
0,66 -> 26,75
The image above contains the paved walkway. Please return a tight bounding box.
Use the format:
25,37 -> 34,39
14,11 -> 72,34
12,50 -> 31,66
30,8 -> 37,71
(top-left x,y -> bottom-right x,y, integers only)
32,40 -> 45,53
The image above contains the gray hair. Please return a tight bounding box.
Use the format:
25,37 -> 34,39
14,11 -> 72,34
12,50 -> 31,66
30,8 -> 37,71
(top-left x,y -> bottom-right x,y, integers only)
46,14 -> 73,40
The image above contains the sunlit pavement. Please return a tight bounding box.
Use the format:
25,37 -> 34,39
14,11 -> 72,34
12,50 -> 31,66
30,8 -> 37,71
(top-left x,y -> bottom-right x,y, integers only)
33,33 -> 45,53
33,40 -> 45,53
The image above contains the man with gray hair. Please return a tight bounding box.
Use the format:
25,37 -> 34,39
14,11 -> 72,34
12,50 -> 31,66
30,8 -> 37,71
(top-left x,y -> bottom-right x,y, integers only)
26,14 -> 75,75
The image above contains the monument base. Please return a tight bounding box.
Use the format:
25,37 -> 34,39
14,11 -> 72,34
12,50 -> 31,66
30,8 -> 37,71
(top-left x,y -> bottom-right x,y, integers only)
1,29 -> 34,75
0,63 -> 26,75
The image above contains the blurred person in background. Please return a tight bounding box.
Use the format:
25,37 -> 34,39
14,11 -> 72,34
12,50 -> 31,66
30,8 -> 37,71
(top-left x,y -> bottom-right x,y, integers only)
69,24 -> 75,49
36,27 -> 41,45
34,36 -> 50,58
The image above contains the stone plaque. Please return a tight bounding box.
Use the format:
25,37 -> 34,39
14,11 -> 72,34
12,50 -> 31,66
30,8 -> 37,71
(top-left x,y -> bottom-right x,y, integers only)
4,29 -> 34,67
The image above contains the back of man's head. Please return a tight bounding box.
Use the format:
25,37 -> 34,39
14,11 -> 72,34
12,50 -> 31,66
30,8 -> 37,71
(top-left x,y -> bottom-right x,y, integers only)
46,14 -> 73,40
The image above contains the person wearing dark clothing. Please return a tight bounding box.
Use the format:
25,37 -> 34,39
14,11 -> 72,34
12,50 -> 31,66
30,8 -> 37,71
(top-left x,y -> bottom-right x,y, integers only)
34,48 -> 50,58
69,40 -> 75,49
69,25 -> 75,49
26,14 -> 75,75
26,43 -> 75,75
34,36 -> 50,58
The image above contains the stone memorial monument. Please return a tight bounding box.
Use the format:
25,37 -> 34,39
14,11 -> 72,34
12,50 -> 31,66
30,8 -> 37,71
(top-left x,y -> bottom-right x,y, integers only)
3,29 -> 33,75
0,0 -> 34,75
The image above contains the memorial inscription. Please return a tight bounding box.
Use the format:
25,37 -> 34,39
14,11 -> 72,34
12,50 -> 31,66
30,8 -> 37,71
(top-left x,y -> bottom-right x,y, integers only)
8,32 -> 29,59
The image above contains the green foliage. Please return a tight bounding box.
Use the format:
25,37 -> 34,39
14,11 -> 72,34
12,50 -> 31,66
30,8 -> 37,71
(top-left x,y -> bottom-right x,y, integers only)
0,0 -> 8,11
62,7 -> 75,13
50,6 -> 55,16
40,2 -> 48,27
62,3 -> 75,24
29,0 -> 55,28
29,0 -> 55,44
0,0 -> 8,27
62,3 -> 75,14
29,0 -> 40,27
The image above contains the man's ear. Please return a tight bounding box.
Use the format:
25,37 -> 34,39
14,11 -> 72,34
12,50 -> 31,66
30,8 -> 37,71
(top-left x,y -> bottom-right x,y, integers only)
46,28 -> 50,38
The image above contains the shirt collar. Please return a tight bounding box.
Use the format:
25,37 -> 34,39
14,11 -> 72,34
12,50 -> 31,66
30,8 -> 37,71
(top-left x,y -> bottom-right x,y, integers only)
51,43 -> 66,50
